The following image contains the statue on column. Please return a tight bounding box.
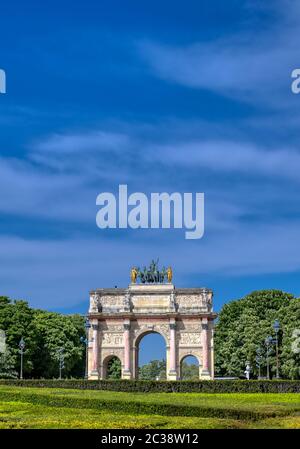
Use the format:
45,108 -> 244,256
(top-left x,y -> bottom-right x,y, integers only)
167,266 -> 173,283
170,291 -> 177,312
90,294 -> 99,312
130,267 -> 138,283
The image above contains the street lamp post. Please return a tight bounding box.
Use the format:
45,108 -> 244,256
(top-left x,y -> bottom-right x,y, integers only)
265,336 -> 273,380
58,348 -> 64,380
273,320 -> 280,379
255,347 -> 263,379
19,337 -> 25,380
81,317 -> 91,379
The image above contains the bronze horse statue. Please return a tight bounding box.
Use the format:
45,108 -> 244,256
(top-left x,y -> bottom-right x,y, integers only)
135,259 -> 168,284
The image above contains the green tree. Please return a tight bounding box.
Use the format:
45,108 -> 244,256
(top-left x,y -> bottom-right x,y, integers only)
0,296 -> 85,379
139,359 -> 166,380
279,297 -> 300,379
31,310 -> 85,378
0,296 -> 38,377
215,290 -> 300,379
0,347 -> 18,379
181,361 -> 199,380
106,357 -> 121,379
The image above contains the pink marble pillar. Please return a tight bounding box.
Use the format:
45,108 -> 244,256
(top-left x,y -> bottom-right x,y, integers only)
123,322 -> 131,374
169,322 -> 177,374
201,320 -> 210,376
92,322 -> 99,373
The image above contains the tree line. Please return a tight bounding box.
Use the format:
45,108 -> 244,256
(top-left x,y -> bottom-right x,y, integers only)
0,296 -> 85,379
214,290 -> 300,379
0,289 -> 299,379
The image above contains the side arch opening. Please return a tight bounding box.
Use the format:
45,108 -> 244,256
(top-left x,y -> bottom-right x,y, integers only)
180,355 -> 201,380
103,355 -> 122,379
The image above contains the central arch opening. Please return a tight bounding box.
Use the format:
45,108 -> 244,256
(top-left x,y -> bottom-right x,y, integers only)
136,332 -> 166,380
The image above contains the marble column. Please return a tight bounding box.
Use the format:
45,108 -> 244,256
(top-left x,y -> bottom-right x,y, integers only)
168,322 -> 177,380
123,321 -> 131,379
91,322 -> 99,375
201,320 -> 210,378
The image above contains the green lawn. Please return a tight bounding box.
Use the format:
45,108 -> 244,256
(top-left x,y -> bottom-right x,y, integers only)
0,386 -> 299,429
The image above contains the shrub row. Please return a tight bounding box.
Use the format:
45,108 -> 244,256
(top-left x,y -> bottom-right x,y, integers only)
0,378 -> 300,393
0,389 -> 288,421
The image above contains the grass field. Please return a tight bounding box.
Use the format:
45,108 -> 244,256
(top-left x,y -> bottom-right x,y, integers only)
0,386 -> 299,429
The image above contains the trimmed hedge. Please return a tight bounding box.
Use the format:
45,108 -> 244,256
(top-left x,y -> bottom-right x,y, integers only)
0,379 -> 300,393
0,389 -> 293,421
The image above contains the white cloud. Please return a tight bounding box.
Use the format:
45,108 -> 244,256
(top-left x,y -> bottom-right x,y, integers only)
32,130 -> 129,155
0,156 -> 93,221
0,125 -> 299,230
1,121 -> 300,309
138,1 -> 300,107
146,140 -> 300,182
0,130 -> 137,222
1,217 -> 300,308
29,130 -> 132,174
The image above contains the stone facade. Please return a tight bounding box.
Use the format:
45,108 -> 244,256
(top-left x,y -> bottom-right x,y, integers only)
87,283 -> 217,380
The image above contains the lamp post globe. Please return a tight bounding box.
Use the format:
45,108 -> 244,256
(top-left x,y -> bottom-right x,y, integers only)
273,320 -> 280,334
19,337 -> 25,350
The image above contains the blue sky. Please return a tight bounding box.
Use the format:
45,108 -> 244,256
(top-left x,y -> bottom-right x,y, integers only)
1,0 -> 300,333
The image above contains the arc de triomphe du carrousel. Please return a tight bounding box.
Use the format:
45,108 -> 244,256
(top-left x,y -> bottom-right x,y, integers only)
87,261 -> 217,380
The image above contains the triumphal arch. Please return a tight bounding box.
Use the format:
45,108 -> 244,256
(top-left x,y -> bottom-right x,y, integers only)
87,261 -> 217,380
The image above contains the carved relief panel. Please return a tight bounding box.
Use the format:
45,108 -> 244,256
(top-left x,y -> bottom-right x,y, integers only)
100,296 -> 124,312
176,294 -> 206,311
102,333 -> 124,346
178,332 -> 202,345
